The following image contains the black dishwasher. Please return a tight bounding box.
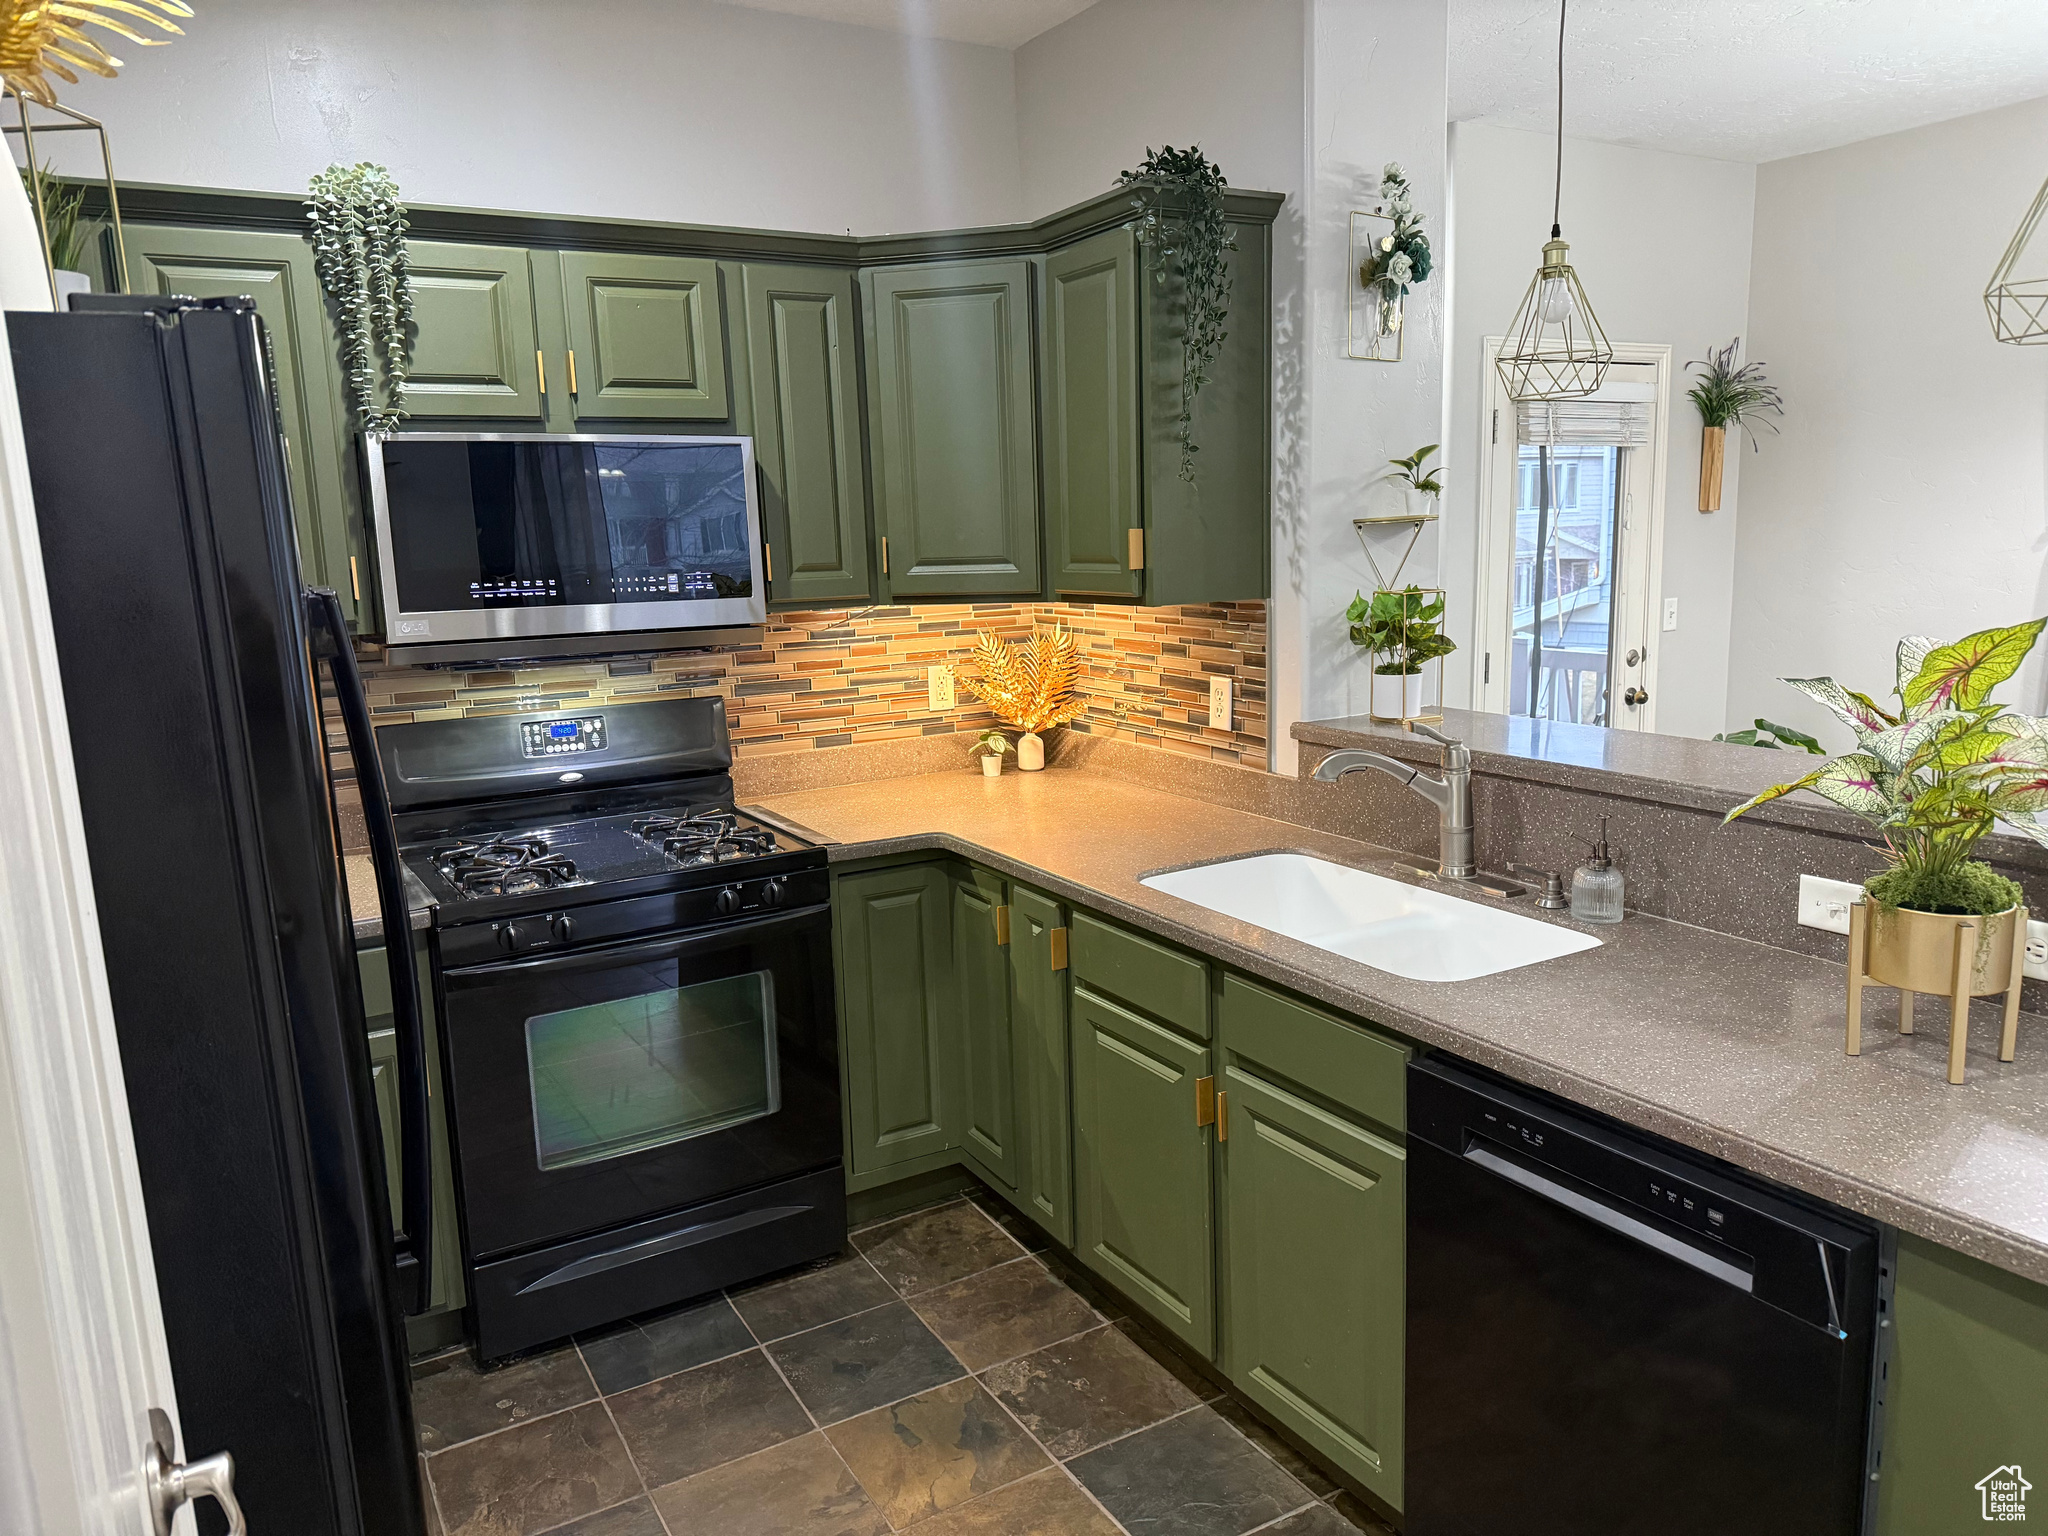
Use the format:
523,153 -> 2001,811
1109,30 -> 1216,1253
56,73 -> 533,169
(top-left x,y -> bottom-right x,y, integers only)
1407,1056 -> 1887,1536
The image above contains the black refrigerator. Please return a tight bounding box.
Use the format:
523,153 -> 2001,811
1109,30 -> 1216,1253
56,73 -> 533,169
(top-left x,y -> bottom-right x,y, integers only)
10,297 -> 433,1535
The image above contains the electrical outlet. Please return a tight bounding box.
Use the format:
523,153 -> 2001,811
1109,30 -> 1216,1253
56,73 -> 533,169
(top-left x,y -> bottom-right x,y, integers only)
1208,677 -> 1232,731
1662,597 -> 1680,632
927,664 -> 955,711
1797,874 -> 1861,936
2025,918 -> 2048,981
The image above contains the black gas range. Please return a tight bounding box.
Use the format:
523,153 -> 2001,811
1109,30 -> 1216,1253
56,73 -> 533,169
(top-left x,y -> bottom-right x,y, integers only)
378,697 -> 843,1362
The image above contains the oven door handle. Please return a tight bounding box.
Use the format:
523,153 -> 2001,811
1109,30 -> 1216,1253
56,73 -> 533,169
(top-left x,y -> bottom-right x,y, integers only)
307,586 -> 433,1315
446,904 -> 829,982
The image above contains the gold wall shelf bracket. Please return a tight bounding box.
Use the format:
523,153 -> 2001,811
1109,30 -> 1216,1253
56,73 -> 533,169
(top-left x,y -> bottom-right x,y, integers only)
1352,511 -> 1436,590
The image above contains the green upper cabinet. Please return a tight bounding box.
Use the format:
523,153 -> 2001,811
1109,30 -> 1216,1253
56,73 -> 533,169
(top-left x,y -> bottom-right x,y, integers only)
1070,982 -> 1216,1357
1010,885 -> 1074,1247
835,863 -> 955,1176
401,240 -> 544,419
556,251 -> 729,422
1041,229 -> 1141,600
742,263 -> 871,605
123,224 -> 367,626
1137,214 -> 1271,605
864,259 -> 1041,598
950,867 -> 1017,1192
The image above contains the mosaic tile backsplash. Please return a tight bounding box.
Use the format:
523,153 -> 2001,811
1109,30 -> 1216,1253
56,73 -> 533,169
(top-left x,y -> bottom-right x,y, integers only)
324,601 -> 1267,829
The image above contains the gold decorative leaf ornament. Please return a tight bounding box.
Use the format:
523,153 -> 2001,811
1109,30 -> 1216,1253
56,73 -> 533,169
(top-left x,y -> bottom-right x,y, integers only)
962,625 -> 1089,734
0,0 -> 191,105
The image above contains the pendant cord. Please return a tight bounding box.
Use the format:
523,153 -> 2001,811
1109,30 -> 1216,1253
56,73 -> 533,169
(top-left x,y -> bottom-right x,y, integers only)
1551,0 -> 1566,239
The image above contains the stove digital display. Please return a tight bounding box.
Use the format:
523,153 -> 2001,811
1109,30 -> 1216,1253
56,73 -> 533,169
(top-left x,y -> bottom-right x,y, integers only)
521,715 -> 607,758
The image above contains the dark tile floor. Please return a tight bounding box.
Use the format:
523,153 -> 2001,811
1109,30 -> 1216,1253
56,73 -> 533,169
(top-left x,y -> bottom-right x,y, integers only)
413,1194 -> 1397,1536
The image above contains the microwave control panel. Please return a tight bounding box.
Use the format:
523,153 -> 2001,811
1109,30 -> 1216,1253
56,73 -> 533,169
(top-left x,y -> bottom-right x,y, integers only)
521,716 -> 607,758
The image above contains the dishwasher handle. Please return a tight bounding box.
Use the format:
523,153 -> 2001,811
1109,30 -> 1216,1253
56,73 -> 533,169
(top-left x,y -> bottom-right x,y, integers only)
1465,1143 -> 1756,1295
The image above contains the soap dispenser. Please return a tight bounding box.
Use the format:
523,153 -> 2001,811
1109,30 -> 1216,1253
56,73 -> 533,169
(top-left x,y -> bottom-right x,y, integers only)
1572,816 -> 1625,923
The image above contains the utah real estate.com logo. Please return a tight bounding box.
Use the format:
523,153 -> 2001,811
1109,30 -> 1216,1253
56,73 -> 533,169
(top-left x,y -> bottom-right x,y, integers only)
1978,1465 -> 2031,1522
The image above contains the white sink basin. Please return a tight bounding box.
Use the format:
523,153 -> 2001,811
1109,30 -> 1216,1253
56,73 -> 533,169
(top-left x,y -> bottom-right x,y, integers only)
1141,852 -> 1602,983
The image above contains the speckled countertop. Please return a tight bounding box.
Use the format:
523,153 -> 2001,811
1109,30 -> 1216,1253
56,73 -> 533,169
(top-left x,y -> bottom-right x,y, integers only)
757,765 -> 2048,1286
344,853 -> 436,946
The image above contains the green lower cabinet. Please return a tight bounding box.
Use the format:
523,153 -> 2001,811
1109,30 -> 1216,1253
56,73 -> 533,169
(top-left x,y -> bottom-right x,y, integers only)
1220,1062 -> 1405,1511
358,937 -> 463,1317
836,863 -> 955,1176
1010,886 -> 1074,1246
950,867 -> 1017,1191
1071,983 -> 1215,1357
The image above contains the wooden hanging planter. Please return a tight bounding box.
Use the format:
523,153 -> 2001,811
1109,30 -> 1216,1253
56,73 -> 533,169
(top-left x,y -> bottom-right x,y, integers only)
1698,424 -> 1726,512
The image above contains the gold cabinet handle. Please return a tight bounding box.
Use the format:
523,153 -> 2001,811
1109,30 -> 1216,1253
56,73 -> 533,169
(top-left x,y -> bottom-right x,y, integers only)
764,542 -> 774,583
1049,925 -> 1068,971
1195,1075 -> 1215,1128
1216,1088 -> 1229,1142
349,554 -> 360,603
880,535 -> 889,576
536,349 -> 546,395
568,348 -> 578,395
1128,527 -> 1145,571
994,904 -> 1010,946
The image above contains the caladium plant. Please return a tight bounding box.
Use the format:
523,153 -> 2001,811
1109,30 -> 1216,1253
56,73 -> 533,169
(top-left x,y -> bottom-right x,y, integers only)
1724,620 -> 2048,912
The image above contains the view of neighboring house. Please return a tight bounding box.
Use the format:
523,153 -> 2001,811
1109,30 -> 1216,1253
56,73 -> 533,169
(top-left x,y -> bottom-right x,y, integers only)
1510,443 -> 1621,722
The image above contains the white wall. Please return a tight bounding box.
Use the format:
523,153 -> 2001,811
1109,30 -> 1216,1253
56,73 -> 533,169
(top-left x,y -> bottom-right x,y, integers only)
56,0 -> 1025,234
1728,93 -> 2048,746
1445,124 -> 1756,740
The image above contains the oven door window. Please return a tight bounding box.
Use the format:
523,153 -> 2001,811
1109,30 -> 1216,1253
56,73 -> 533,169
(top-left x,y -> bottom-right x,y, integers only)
526,969 -> 780,1171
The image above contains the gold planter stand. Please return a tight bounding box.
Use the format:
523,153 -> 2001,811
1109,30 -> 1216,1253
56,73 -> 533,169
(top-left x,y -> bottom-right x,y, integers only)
1845,900 -> 2026,1084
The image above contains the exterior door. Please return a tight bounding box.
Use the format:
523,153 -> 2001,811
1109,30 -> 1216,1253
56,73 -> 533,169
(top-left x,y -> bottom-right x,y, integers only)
1010,884 -> 1074,1246
0,330 -> 192,1535
1220,1063 -> 1406,1510
743,263 -> 871,605
123,224 -> 365,624
866,259 -> 1041,597
401,240 -> 544,419
835,864 -> 954,1174
1070,983 -> 1215,1357
559,251 -> 730,421
950,866 -> 1016,1191
1042,229 -> 1141,599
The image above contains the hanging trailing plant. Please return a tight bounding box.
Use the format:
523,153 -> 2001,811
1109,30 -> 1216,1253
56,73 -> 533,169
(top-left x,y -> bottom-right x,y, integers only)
1119,145 -> 1234,482
307,162 -> 413,434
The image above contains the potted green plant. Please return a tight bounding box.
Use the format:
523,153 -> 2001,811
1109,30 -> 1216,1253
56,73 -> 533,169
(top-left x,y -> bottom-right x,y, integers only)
19,163 -> 89,305
970,729 -> 1013,778
1724,620 -> 2048,999
1388,442 -> 1444,516
1346,585 -> 1454,722
1686,336 -> 1783,512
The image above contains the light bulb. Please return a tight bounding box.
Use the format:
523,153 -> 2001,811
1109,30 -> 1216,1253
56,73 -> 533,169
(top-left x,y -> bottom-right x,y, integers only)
1538,275 -> 1577,328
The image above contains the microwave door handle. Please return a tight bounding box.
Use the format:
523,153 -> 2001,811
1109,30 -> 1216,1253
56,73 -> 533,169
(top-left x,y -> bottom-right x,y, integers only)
306,586 -> 434,1314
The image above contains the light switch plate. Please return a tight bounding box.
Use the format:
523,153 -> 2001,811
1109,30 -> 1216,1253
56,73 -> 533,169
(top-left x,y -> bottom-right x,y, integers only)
1797,874 -> 1861,936
1208,677 -> 1232,731
927,664 -> 955,712
1662,597 -> 1680,632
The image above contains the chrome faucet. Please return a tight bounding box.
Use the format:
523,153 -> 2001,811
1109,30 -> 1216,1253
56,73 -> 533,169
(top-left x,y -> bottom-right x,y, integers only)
1312,720 -> 1476,881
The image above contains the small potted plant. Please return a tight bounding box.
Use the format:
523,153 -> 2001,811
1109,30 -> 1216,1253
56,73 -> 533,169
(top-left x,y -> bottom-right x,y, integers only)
970,729 -> 1012,778
1725,620 -> 2048,1017
19,163 -> 90,306
1686,337 -> 1782,512
1388,442 -> 1444,517
1347,585 -> 1454,722
962,624 -> 1088,771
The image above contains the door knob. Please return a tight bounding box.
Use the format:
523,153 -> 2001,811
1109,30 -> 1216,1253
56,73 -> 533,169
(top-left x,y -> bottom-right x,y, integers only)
1623,686 -> 1648,707
145,1408 -> 247,1536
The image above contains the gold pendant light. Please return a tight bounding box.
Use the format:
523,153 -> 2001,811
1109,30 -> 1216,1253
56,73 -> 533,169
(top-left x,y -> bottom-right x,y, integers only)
1986,173 -> 2048,344
1496,0 -> 1612,401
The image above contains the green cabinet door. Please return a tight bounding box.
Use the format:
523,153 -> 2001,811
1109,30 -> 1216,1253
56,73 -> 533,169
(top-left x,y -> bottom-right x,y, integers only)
559,251 -> 730,421
743,263 -> 871,604
865,260 -> 1041,597
1220,1063 -> 1405,1510
1010,885 -> 1074,1246
836,864 -> 955,1175
1071,983 -> 1215,1356
1041,229 -> 1141,600
950,866 -> 1016,1191
124,225 -> 366,625
401,241 -> 543,419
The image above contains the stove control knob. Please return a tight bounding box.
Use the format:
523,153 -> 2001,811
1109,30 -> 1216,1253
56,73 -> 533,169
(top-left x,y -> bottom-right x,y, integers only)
760,877 -> 787,909
497,923 -> 525,953
715,885 -> 743,916
552,914 -> 576,943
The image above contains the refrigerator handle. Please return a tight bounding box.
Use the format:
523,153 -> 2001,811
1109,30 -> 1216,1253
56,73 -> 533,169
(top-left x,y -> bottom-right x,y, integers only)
305,586 -> 434,1315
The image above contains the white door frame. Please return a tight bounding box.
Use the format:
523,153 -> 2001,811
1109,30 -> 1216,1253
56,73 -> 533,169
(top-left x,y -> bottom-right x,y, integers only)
1471,337 -> 1673,732
0,310 -> 188,1535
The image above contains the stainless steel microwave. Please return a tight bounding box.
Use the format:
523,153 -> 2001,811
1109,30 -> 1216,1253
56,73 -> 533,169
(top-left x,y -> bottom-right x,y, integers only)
364,432 -> 765,664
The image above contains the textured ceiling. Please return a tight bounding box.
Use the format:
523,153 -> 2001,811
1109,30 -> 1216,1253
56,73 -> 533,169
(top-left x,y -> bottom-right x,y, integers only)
707,0 -> 1101,49
1450,0 -> 2048,163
